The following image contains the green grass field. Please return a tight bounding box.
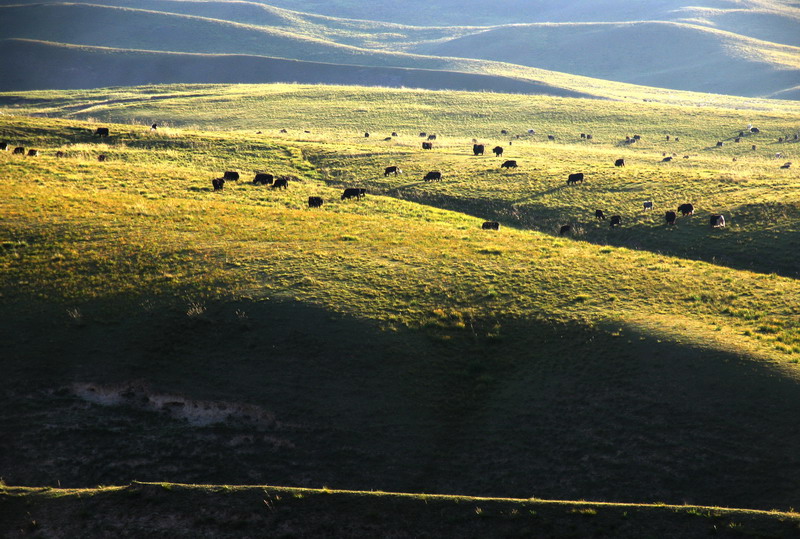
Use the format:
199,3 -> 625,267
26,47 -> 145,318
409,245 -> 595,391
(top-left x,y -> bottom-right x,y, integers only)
1,83 -> 799,536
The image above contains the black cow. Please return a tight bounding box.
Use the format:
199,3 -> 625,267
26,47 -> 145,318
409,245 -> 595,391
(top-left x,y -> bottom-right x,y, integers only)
710,214 -> 725,228
580,133 -> 586,139
643,201 -> 653,211
501,160 -> 517,169
253,173 -> 274,185
427,134 -> 437,140
419,132 -> 427,138
780,162 -> 791,169
547,135 -> 555,141
665,211 -> 677,225
595,209 -> 606,220
384,137 -> 392,141
280,129 -> 288,133
384,166 -> 401,176
673,137 -> 678,141
473,144 -> 484,156
223,171 -> 239,181
678,203 -> 694,216
0,142 -> 7,151
27,149 -> 39,157
151,123 -> 158,131
586,134 -> 593,140
610,215 -> 621,228
752,145 -> 757,150
97,154 -> 106,161
734,137 -> 741,143
12,147 -> 24,154
716,141 -> 724,147
566,172 -> 584,185
614,158 -> 625,167
94,127 -> 110,137
308,196 -> 323,208
750,127 -> 760,133
500,130 -> 508,135
492,146 -> 503,157
212,178 -> 225,191
662,156 -> 673,162
56,151 -> 65,158
271,177 -> 288,189
341,188 -> 366,200
422,142 -> 433,150
559,225 -> 571,236
423,171 -> 442,182
391,132 -> 398,137
666,135 -> 670,141
633,135 -> 641,140
482,221 -> 499,230
364,132 -> 370,138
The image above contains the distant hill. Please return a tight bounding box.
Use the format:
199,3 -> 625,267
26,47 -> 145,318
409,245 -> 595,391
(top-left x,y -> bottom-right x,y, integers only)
0,0 -> 798,98
413,21 -> 800,96
0,39 -> 593,97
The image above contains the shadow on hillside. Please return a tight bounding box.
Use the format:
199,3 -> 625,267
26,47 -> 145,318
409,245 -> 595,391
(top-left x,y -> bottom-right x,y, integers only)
2,294 -> 799,510
388,190 -> 800,278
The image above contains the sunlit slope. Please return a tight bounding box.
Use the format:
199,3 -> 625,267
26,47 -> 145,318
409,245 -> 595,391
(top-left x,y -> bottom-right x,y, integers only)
1,115 -> 799,511
414,22 -> 800,97
3,83 -> 797,278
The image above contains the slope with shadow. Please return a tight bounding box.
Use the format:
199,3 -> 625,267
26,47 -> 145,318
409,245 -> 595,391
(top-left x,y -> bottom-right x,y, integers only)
0,39 -> 593,97
3,294 -> 800,512
413,22 -> 800,97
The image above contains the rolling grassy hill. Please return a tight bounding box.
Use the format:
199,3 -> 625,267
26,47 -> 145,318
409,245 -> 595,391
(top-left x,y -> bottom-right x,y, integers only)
0,1 -> 798,98
1,85 -> 799,538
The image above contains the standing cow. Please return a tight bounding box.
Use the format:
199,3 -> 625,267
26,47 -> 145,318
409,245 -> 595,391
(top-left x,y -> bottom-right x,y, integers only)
212,178 -> 225,191
422,142 -> 433,150
710,214 -> 726,228
12,147 -> 24,155
610,215 -> 622,228
473,144 -> 484,156
678,203 -> 694,216
501,160 -> 517,169
482,221 -> 499,230
492,146 -> 503,157
384,166 -> 401,176
614,158 -> 625,167
566,173 -> 584,185
665,211 -> 677,225
271,177 -> 288,189
559,225 -> 571,236
643,201 -> 653,211
341,188 -> 366,200
595,209 -> 606,220
253,173 -> 274,185
308,196 -> 324,208
423,171 -> 442,182
94,127 -> 110,137
223,171 -> 239,181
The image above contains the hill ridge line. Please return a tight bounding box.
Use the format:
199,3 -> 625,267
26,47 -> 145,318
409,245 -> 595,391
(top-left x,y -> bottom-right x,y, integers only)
5,481 -> 800,517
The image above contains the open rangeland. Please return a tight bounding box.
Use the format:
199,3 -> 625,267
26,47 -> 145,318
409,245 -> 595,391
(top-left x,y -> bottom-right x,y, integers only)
1,84 -> 799,537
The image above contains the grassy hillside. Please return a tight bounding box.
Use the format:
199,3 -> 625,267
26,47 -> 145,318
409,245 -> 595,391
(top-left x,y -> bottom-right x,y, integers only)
1,87 -> 799,525
3,483 -> 800,538
0,1 -> 798,98
3,83 -> 798,276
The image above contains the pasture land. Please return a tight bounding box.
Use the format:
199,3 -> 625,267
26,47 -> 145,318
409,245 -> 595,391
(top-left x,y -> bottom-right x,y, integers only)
1,84 -> 799,535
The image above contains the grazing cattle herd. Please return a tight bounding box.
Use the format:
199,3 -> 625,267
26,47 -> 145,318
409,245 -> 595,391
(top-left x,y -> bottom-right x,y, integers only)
4,122 -> 795,242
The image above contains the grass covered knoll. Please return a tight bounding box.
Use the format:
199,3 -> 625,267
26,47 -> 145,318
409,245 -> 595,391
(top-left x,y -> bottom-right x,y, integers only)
1,111 -> 800,519
2,483 -> 800,538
